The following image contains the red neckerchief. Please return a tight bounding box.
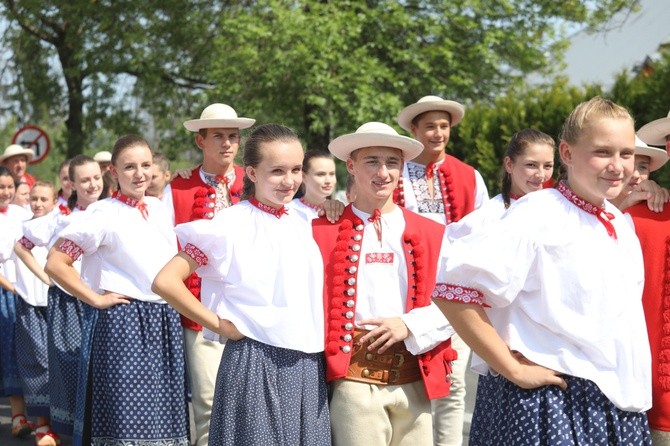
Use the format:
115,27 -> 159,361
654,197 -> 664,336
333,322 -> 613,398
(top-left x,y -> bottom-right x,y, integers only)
367,209 -> 382,243
58,204 -> 72,215
510,193 -> 523,201
249,196 -> 287,219
299,197 -> 323,212
112,191 -> 148,220
557,181 -> 616,240
425,162 -> 436,180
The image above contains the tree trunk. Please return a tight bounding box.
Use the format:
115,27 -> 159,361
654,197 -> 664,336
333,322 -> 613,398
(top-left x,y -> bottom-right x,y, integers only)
58,44 -> 85,158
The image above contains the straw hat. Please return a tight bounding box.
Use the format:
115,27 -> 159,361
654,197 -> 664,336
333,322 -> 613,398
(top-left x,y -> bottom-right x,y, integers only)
183,103 -> 255,132
93,150 -> 112,163
637,111 -> 670,146
328,122 -> 423,162
0,144 -> 34,163
396,95 -> 465,132
635,135 -> 668,172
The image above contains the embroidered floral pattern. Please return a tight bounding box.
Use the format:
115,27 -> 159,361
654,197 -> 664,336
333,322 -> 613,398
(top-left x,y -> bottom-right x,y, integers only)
249,196 -> 287,219
183,243 -> 208,267
365,252 -> 394,264
113,191 -> 148,220
18,236 -> 35,250
397,161 -> 460,223
58,239 -> 84,261
557,181 -> 617,240
299,197 -> 323,212
436,284 -> 485,306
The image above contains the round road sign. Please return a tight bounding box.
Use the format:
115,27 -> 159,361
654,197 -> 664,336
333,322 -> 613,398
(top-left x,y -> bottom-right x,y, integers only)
12,125 -> 51,164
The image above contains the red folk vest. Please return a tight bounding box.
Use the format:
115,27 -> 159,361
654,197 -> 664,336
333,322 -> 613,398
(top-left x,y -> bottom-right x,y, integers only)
628,203 -> 670,431
312,205 -> 457,400
395,154 -> 477,224
170,164 -> 244,330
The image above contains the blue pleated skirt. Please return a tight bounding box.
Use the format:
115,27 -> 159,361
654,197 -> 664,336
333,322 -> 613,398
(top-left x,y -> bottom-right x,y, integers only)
77,299 -> 189,446
210,337 -> 331,446
0,288 -> 23,396
15,296 -> 50,416
470,372 -> 651,446
47,286 -> 85,435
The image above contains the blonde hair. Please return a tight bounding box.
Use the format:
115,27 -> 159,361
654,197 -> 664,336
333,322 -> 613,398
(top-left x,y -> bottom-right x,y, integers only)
559,96 -> 634,144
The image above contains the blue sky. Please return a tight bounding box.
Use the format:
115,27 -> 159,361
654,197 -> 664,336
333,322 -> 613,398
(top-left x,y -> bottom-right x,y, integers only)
561,0 -> 670,88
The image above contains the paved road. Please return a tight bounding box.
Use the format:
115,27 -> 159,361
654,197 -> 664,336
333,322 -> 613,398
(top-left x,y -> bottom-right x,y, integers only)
1,370 -> 478,446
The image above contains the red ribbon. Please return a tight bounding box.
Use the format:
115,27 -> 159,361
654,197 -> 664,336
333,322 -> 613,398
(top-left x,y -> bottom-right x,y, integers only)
58,204 -> 72,215
425,162 -> 436,180
368,209 -> 382,243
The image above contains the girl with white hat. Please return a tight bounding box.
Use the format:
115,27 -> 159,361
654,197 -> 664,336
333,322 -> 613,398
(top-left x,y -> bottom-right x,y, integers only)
437,97 -> 652,445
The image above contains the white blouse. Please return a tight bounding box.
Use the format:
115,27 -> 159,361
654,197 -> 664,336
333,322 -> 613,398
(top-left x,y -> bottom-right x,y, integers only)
58,196 -> 177,303
444,187 -> 651,412
446,194 -> 508,241
0,205 -> 33,283
175,200 -> 325,353
287,198 -> 321,222
350,206 -> 454,355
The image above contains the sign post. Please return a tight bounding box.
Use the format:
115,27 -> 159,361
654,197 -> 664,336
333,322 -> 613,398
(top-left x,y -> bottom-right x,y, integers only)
12,125 -> 51,164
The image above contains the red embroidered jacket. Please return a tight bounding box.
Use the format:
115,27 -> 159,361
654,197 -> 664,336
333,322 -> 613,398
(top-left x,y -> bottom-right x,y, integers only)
628,203 -> 670,431
312,205 -> 457,400
170,164 -> 244,330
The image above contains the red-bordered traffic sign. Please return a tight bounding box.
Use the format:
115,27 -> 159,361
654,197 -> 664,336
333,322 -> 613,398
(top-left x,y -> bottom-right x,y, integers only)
12,125 -> 51,164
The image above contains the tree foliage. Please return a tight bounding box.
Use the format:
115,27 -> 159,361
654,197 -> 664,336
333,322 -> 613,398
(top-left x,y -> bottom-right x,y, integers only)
0,0 -> 640,170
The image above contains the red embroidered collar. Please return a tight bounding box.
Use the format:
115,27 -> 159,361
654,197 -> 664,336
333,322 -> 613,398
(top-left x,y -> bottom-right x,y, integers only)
557,181 -> 616,240
249,196 -> 288,219
113,191 -> 148,220
299,197 -> 323,212
509,193 -> 523,201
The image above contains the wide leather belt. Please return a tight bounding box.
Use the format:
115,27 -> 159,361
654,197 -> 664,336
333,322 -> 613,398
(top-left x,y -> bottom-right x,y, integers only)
345,329 -> 421,385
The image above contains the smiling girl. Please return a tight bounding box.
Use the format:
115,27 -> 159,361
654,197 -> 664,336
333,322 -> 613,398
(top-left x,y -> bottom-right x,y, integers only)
153,124 -> 330,445
15,155 -> 103,438
290,149 -> 337,221
45,136 -> 188,446
436,97 -> 652,445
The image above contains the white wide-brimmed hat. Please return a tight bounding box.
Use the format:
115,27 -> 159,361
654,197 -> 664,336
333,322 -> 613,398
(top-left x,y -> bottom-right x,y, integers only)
328,122 -> 424,162
93,150 -> 112,163
0,144 -> 34,163
396,95 -> 465,132
183,103 -> 255,132
635,135 -> 668,172
638,111 -> 670,146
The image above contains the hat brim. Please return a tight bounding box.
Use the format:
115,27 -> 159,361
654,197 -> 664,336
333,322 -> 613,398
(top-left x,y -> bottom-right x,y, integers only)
397,100 -> 465,132
638,117 -> 670,145
636,146 -> 669,172
183,118 -> 256,132
0,149 -> 34,164
329,133 -> 424,162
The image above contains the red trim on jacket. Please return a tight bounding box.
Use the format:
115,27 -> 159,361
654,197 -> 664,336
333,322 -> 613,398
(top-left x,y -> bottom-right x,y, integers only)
312,205 -> 457,400
170,164 -> 244,330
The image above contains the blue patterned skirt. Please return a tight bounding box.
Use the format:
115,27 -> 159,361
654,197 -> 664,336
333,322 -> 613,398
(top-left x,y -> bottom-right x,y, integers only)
210,337 -> 331,446
47,286 -> 85,435
78,299 -> 189,446
15,297 -> 50,416
0,288 -> 23,396
470,373 -> 651,446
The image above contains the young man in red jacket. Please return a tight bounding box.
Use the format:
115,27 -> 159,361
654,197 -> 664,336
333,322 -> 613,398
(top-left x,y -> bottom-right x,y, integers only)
396,96 -> 489,445
163,103 -> 254,446
313,122 -> 456,446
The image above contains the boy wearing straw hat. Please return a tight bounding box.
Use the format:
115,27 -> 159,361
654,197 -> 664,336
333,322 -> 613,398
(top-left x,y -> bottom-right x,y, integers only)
629,114 -> 670,446
0,144 -> 36,188
163,103 -> 255,446
396,96 -> 488,445
313,122 -> 456,446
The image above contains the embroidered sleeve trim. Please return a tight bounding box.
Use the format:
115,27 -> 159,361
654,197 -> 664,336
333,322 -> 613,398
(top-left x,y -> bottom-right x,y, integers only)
58,239 -> 84,261
183,243 -> 208,266
18,236 -> 35,250
433,284 -> 484,306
